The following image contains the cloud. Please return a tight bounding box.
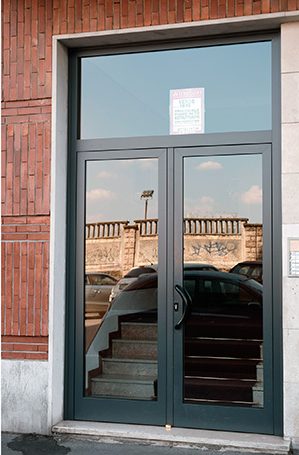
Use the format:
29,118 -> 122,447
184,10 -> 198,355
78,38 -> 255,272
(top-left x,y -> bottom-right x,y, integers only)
86,188 -> 115,201
197,161 -> 223,171
241,185 -> 262,205
187,196 -> 215,216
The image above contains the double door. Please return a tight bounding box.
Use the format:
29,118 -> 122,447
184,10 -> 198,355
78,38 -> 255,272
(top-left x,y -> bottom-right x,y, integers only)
72,143 -> 275,433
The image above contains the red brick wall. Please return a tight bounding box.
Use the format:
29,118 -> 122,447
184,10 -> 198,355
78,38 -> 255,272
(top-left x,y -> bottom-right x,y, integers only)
2,0 -> 299,360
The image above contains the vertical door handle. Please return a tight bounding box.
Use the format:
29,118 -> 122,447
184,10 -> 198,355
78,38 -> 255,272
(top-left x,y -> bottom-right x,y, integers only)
174,284 -> 192,330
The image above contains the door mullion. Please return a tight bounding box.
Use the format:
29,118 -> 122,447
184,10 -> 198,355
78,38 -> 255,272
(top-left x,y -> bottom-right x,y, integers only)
166,147 -> 175,425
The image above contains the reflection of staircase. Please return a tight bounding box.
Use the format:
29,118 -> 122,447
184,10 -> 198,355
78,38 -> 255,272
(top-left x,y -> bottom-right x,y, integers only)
91,321 -> 158,400
184,315 -> 263,406
91,315 -> 263,406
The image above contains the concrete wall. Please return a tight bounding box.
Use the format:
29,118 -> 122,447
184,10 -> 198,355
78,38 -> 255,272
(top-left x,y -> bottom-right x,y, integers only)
281,22 -> 299,439
86,219 -> 262,275
1,360 -> 49,434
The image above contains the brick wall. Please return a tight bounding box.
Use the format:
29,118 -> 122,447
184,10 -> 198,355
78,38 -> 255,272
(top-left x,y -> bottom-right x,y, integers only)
2,0 -> 298,360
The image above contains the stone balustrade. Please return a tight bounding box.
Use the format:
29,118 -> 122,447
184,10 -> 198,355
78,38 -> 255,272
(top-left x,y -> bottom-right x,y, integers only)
86,221 -> 129,239
134,219 -> 159,236
184,217 -> 248,235
86,217 -> 250,239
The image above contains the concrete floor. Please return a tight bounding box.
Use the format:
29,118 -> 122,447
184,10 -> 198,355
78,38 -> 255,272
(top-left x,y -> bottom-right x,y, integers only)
1,433 -> 290,455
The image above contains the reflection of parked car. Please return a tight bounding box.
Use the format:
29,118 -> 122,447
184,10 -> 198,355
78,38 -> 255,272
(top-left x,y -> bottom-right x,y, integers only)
109,265 -> 157,302
109,263 -> 218,303
109,270 -> 262,319
184,263 -> 219,272
229,261 -> 263,284
85,273 -> 118,316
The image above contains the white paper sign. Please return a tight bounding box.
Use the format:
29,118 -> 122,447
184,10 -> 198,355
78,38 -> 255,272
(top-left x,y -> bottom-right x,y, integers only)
170,88 -> 205,135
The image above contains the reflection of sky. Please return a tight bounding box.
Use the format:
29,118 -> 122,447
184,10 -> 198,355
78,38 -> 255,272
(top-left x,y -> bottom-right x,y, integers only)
86,155 -> 262,224
184,155 -> 262,223
86,159 -> 158,223
81,42 -> 271,139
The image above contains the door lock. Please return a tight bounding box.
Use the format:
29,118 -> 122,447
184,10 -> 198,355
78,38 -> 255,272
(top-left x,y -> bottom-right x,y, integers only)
174,302 -> 179,312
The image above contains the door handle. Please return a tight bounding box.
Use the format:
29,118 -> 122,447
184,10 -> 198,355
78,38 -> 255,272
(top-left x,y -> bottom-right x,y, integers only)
174,284 -> 192,330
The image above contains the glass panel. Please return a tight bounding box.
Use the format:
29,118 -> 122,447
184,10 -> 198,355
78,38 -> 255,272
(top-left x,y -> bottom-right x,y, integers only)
183,155 -> 263,407
81,41 -> 271,139
84,158 -> 158,400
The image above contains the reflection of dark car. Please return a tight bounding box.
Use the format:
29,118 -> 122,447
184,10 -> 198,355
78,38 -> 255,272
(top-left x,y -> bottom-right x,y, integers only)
110,270 -> 262,320
184,263 -> 219,272
85,273 -> 118,316
109,263 -> 218,303
229,261 -> 263,284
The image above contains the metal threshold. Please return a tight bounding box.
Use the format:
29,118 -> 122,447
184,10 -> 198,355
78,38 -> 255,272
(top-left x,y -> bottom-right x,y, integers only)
53,421 -> 290,454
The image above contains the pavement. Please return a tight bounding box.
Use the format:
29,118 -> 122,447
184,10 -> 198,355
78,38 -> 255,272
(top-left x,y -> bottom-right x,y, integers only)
1,433 -> 291,455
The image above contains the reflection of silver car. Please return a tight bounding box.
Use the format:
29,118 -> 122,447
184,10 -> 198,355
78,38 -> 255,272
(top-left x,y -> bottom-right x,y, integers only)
85,273 -> 118,317
109,265 -> 157,302
229,261 -> 263,284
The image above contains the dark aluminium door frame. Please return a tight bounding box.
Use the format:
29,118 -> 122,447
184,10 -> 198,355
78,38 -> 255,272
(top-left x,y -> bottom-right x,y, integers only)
65,32 -> 282,435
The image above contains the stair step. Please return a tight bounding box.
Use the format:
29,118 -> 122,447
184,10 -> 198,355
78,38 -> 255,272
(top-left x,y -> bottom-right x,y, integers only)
185,338 -> 262,359
102,358 -> 158,376
112,339 -> 157,360
91,374 -> 156,399
184,377 -> 259,402
121,322 -> 157,341
185,357 -> 262,380
185,316 -> 262,339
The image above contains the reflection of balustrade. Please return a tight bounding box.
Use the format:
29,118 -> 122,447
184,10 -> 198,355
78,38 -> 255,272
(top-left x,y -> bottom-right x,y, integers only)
184,218 -> 249,235
86,217 -> 253,239
134,219 -> 159,236
86,221 -> 129,239
134,217 -> 249,236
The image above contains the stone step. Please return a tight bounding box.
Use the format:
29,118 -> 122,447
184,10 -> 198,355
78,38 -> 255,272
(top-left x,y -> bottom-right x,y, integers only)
185,357 -> 262,381
112,339 -> 157,360
185,337 -> 262,359
185,315 -> 262,340
91,374 -> 156,399
121,322 -> 157,341
184,377 -> 261,403
102,357 -> 158,376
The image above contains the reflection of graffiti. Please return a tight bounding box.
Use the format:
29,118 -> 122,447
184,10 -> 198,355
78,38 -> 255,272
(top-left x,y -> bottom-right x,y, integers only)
86,245 -> 119,265
191,241 -> 237,257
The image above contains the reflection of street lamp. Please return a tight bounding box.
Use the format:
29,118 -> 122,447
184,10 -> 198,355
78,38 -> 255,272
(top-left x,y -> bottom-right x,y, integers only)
141,190 -> 154,220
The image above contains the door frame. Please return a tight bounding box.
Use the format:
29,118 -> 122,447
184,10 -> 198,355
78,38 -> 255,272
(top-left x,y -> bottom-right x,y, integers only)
65,33 -> 282,435
172,144 -> 274,433
74,147 -> 168,424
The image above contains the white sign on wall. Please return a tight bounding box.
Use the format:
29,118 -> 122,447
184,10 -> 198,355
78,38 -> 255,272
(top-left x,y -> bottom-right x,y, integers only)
289,238 -> 299,277
170,88 -> 205,135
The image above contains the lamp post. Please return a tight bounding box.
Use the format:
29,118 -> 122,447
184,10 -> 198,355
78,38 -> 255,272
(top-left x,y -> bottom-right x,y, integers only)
141,190 -> 154,220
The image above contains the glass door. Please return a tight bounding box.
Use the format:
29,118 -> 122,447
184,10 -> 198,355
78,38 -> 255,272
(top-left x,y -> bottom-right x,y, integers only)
173,144 -> 274,433
74,148 -> 168,424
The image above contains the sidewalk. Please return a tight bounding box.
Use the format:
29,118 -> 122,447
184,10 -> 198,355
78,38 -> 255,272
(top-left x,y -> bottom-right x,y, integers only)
1,433 -> 286,455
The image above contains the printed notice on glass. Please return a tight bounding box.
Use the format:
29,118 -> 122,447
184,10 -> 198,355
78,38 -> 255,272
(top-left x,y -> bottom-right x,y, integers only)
170,88 -> 205,135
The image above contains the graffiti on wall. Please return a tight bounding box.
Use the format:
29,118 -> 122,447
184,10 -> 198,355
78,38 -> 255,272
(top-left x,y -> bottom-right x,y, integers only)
191,241 -> 237,257
86,242 -> 120,266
